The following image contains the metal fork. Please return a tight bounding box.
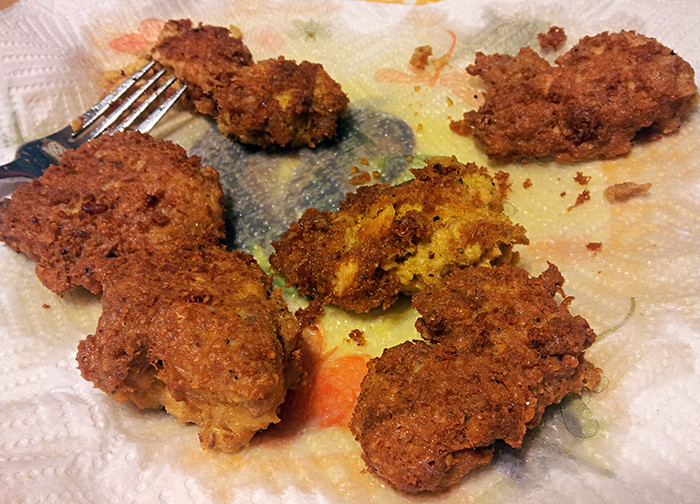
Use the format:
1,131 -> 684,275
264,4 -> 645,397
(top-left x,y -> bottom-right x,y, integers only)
0,61 -> 187,182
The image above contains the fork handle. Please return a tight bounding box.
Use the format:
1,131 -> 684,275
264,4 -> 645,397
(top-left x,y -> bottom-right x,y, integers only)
0,147 -> 55,198
1,158 -> 41,179
0,140 -> 59,180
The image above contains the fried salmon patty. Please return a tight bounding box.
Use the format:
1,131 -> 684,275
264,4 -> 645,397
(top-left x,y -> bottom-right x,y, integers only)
270,156 -> 528,313
0,131 -> 224,295
148,19 -> 254,116
351,264 -> 601,493
77,247 -> 303,453
451,30 -> 698,162
214,56 -> 350,148
149,19 -> 349,148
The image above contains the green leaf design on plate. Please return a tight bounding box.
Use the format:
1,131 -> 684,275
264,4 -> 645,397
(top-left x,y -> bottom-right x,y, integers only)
598,297 -> 636,341
290,19 -> 332,41
559,393 -> 600,439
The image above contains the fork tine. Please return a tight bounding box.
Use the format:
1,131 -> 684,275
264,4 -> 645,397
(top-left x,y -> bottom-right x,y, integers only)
81,68 -> 168,142
114,75 -> 179,133
134,84 -> 188,134
75,61 -> 155,135
1,61 -> 185,184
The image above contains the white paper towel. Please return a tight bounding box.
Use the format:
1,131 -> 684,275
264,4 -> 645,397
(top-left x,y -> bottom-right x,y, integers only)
1,1 -> 699,503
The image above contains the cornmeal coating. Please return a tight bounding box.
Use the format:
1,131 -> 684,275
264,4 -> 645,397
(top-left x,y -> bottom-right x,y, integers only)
270,156 -> 528,313
451,30 -> 698,162
148,19 -> 254,116
351,264 -> 601,493
77,247 -> 303,453
215,57 -> 350,148
0,131 -> 224,295
149,20 -> 348,148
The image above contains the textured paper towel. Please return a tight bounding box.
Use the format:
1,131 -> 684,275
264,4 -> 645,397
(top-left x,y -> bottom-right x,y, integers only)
1,0 -> 699,503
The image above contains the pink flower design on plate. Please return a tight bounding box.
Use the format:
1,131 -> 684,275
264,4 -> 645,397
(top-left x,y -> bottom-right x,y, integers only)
108,18 -> 166,54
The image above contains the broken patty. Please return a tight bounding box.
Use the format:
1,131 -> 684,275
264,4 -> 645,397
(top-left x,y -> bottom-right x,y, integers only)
270,156 -> 528,313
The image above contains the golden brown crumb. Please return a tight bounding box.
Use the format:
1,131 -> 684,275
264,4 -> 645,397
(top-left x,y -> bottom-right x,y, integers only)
604,181 -> 652,202
349,171 -> 372,185
409,45 -> 433,70
449,117 -> 472,137
452,31 -> 698,162
568,189 -> 591,211
348,329 -> 366,346
42,304 -> 51,309
295,300 -> 325,335
586,242 -> 602,252
77,247 -> 302,453
523,178 -> 533,189
270,156 -> 528,313
574,171 -> 591,185
494,171 -> 512,199
0,131 -> 225,295
351,264 -> 601,493
538,26 -> 567,50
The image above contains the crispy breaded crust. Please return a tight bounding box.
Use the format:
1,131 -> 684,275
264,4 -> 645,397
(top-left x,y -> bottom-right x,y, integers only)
215,57 -> 350,148
77,247 -> 302,453
0,131 -> 224,295
452,30 -> 698,162
351,340 -> 497,493
149,19 -> 254,115
270,156 -> 528,313
351,264 -> 601,493
413,263 -> 601,432
149,20 -> 349,148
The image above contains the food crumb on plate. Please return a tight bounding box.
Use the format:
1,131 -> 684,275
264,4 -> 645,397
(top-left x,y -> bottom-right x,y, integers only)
568,189 -> 591,211
604,181 -> 652,202
348,329 -> 366,346
586,242 -> 602,253
538,26 -> 567,51
574,171 -> 591,185
350,171 -> 372,185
